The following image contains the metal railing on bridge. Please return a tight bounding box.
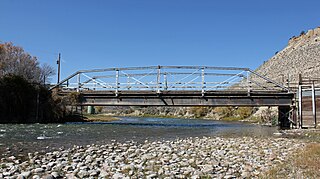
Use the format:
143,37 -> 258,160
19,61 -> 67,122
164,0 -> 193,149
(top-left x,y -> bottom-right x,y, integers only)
50,66 -> 289,94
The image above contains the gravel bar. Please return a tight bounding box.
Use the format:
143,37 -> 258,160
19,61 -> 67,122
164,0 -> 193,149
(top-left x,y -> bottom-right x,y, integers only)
0,136 -> 304,179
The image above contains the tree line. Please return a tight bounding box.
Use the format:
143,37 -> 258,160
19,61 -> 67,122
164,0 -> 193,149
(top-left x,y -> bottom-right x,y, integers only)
0,42 -> 64,123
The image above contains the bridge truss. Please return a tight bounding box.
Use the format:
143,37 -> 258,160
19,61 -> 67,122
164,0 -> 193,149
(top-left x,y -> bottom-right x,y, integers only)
51,66 -> 289,94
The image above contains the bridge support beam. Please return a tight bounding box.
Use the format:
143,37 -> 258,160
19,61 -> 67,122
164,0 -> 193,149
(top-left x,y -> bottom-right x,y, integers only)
278,106 -> 291,129
75,91 -> 294,107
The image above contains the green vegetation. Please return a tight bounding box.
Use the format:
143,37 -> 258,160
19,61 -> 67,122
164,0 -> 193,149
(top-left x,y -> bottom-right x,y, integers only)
213,106 -> 258,121
190,107 -> 210,118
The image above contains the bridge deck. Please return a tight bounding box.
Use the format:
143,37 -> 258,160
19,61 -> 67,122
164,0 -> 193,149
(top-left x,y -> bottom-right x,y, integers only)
60,90 -> 294,106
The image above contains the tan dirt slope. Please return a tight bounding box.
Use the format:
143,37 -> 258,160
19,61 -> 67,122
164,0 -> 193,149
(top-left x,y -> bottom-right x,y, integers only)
254,27 -> 320,85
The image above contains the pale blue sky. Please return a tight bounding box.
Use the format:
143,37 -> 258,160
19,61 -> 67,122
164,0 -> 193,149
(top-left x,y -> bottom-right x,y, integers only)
1,0 -> 319,83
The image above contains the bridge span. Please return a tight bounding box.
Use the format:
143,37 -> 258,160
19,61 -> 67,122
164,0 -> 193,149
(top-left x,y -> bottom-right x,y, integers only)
52,66 -> 295,128
73,90 -> 293,107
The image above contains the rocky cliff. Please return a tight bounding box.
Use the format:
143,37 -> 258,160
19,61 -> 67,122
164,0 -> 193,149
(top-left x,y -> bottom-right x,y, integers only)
254,27 -> 320,85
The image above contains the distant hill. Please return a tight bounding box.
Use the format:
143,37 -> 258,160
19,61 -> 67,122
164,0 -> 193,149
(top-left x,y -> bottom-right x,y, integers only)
254,27 -> 320,86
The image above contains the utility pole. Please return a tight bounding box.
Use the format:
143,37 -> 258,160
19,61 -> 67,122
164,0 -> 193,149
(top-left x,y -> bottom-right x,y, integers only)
57,53 -> 61,84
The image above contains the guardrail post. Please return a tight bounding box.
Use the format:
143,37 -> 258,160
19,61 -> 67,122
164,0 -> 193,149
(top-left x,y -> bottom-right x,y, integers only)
116,69 -> 119,96
201,68 -> 205,96
157,65 -> 161,93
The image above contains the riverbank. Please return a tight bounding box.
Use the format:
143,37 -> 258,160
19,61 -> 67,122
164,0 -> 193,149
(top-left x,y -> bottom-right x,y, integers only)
82,114 -> 119,122
115,113 -> 272,127
99,106 -> 275,124
0,136 -> 304,178
264,129 -> 320,178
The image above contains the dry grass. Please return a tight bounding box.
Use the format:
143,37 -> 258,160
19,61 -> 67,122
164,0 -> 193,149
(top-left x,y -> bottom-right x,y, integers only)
294,143 -> 320,177
263,142 -> 320,178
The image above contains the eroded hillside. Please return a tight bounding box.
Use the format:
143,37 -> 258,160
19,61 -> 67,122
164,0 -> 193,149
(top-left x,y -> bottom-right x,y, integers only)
254,27 -> 320,85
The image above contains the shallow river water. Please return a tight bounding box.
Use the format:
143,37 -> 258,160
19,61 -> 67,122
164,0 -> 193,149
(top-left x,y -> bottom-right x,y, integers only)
0,117 -> 278,158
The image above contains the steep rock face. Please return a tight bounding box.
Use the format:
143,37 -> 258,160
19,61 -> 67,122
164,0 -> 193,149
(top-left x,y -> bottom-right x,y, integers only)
254,27 -> 320,85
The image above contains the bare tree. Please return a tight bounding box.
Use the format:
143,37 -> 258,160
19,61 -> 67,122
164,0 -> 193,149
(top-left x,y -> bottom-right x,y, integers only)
0,42 -> 62,123
0,42 -> 54,83
40,63 -> 56,84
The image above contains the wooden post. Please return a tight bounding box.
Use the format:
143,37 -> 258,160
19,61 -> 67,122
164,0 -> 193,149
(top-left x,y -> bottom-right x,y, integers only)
298,85 -> 303,128
298,74 -> 302,85
291,105 -> 297,128
312,82 -> 317,128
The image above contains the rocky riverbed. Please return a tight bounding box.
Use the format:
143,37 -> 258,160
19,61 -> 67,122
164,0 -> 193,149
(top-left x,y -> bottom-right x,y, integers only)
0,136 -> 304,179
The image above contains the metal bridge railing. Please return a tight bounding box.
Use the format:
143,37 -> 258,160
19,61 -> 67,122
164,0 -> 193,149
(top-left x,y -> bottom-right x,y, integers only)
50,66 -> 289,93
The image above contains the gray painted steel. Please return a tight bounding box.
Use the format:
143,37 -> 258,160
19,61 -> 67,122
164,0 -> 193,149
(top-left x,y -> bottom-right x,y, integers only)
65,90 -> 294,106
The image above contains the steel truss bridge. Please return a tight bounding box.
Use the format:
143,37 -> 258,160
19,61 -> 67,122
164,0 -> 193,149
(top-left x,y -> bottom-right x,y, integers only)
52,66 -> 295,128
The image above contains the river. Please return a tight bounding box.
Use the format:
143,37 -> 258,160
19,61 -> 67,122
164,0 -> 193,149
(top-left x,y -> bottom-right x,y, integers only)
0,117 -> 277,159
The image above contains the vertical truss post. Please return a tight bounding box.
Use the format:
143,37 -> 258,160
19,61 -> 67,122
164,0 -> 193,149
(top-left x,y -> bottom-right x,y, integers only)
312,82 -> 317,128
201,68 -> 205,96
164,73 -> 168,90
157,65 -> 161,93
127,76 -> 131,90
298,85 -> 303,128
93,78 -> 96,90
247,70 -> 251,95
77,73 -> 81,92
116,69 -> 119,96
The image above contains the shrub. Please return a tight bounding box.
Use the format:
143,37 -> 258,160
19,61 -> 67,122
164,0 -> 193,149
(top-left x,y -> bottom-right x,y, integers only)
96,106 -> 103,113
213,107 -> 234,118
190,107 -> 209,118
235,107 -> 254,119
0,75 -> 61,123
